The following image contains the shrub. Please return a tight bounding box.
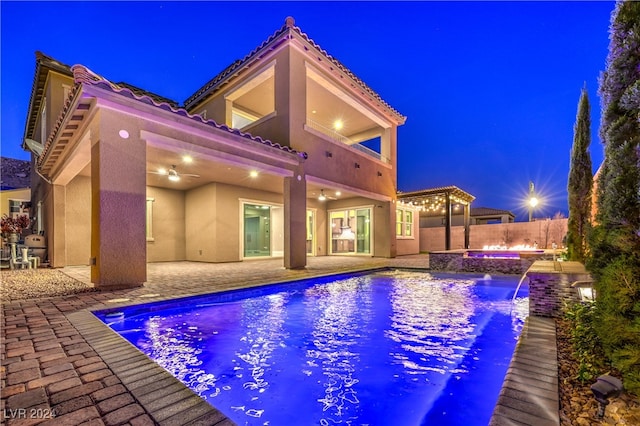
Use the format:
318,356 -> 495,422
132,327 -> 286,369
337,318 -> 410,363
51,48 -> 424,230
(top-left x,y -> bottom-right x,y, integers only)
564,301 -> 607,383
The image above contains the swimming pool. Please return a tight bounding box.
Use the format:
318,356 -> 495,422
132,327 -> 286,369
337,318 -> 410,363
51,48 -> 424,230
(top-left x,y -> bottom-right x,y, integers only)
95,270 -> 528,426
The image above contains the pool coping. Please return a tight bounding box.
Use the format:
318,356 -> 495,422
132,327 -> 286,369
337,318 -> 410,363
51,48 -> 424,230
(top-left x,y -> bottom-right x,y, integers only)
67,309 -> 235,425
67,267 -> 559,426
489,315 -> 560,426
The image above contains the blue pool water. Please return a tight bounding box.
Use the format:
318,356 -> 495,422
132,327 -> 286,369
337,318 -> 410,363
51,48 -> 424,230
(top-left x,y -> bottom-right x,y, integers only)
95,270 -> 528,426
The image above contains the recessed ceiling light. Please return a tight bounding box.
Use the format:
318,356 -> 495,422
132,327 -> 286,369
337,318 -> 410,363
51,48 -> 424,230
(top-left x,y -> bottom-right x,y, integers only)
118,130 -> 129,139
183,155 -> 193,163
249,170 -> 258,178
333,120 -> 343,130
335,191 -> 341,197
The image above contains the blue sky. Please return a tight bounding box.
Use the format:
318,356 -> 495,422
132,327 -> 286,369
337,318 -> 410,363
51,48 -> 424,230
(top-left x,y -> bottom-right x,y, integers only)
1,1 -> 615,221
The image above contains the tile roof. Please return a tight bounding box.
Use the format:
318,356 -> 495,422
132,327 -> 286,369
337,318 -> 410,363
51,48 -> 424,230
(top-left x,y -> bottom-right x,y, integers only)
0,157 -> 31,190
23,52 -> 74,144
183,17 -> 406,122
397,185 -> 476,203
24,52 -> 181,144
38,65 -> 307,169
471,207 -> 515,217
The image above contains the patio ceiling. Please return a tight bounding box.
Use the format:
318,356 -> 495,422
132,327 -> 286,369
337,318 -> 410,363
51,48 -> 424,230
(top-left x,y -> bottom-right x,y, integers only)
76,145 -> 365,202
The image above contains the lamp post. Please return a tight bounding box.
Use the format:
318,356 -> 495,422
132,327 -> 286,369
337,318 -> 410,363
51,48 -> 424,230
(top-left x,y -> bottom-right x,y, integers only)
528,181 -> 538,222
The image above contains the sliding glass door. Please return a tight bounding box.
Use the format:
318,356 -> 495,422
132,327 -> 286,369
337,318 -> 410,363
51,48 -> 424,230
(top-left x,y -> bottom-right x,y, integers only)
329,207 -> 371,255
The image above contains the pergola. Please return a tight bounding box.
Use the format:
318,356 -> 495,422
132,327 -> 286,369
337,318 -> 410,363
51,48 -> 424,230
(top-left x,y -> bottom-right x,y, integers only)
397,186 -> 475,250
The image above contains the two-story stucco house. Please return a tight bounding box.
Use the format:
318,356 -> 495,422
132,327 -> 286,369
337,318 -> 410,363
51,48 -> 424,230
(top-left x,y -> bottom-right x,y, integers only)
22,17 -> 418,289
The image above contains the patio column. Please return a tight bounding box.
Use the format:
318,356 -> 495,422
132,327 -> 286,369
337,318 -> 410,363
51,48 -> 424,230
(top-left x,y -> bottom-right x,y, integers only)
91,114 -> 146,288
283,172 -> 306,269
464,202 -> 471,249
445,193 -> 452,250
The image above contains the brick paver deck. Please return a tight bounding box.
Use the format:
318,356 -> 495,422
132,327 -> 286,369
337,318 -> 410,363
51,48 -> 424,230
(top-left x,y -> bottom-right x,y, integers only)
2,255 -> 559,425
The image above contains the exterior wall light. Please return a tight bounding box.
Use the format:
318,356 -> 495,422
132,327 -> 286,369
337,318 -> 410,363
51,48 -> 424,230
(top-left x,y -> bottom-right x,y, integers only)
571,280 -> 596,302
591,375 -> 623,418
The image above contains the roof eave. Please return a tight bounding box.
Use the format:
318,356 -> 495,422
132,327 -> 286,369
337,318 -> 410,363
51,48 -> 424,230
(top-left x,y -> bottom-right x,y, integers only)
183,17 -> 406,123
22,52 -> 74,151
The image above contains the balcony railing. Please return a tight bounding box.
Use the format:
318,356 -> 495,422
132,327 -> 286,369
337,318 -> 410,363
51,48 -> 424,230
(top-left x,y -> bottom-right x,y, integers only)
306,118 -> 388,163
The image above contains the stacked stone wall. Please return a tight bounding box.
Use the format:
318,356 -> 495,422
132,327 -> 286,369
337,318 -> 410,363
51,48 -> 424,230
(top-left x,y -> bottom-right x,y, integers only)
526,269 -> 591,317
428,252 -> 552,275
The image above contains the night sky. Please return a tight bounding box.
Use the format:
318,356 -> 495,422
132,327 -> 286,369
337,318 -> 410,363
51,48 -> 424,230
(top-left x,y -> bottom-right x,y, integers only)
1,1 -> 615,221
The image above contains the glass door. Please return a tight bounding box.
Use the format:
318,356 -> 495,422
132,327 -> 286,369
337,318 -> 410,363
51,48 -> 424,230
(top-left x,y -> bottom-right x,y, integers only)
306,209 -> 315,255
243,204 -> 271,258
329,207 -> 371,255
356,208 -> 371,254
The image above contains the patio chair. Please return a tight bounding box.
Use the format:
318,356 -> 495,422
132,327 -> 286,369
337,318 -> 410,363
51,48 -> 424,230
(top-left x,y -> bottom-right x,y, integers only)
9,243 -> 31,270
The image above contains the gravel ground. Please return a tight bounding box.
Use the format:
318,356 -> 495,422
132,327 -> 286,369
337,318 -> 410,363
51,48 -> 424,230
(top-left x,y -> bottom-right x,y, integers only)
1,268 -> 96,301
556,317 -> 640,425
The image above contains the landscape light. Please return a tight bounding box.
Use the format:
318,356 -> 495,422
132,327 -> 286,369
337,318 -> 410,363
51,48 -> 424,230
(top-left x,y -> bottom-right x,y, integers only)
591,375 -> 623,418
571,280 -> 596,302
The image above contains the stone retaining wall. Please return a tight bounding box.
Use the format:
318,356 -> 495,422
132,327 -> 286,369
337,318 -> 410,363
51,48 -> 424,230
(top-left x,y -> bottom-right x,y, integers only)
428,255 -> 591,318
525,261 -> 591,317
428,251 -> 551,275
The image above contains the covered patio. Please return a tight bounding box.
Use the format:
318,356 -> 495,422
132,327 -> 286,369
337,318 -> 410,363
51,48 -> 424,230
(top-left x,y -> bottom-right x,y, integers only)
397,186 -> 475,250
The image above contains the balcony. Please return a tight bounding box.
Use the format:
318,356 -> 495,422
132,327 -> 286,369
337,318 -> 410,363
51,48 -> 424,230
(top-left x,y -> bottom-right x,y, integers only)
306,118 -> 389,164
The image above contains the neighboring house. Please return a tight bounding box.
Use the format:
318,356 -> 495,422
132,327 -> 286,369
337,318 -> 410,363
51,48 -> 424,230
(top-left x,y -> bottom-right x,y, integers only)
21,17 -> 408,288
419,206 -> 515,227
0,157 -> 31,220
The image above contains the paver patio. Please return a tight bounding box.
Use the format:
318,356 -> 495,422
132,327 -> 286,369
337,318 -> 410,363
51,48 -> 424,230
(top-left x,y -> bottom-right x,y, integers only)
1,255 -> 558,425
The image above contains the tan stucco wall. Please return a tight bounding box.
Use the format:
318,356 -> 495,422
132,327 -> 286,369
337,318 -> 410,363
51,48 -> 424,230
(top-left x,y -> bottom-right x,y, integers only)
185,183 -> 216,262
188,45 -> 397,201
287,48 -> 396,199
148,186 -> 186,262
65,176 -> 91,265
396,207 -> 420,256
420,219 -> 569,252
35,72 -> 75,144
183,182 -> 285,263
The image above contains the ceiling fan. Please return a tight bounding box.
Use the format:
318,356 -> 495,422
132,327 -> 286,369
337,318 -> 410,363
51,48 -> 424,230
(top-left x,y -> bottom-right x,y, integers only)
148,165 -> 200,182
317,189 -> 339,201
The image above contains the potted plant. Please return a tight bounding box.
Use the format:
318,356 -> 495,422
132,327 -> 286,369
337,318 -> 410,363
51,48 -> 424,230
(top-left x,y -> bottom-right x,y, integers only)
1,214 -> 31,243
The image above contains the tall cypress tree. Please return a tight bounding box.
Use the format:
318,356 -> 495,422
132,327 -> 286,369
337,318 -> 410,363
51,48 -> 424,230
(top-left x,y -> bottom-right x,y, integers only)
596,1 -> 640,227
589,0 -> 640,395
566,88 -> 592,262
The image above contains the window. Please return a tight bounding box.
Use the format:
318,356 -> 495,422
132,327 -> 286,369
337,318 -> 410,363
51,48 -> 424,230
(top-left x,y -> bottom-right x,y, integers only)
146,198 -> 154,241
396,207 -> 414,238
8,200 -> 29,219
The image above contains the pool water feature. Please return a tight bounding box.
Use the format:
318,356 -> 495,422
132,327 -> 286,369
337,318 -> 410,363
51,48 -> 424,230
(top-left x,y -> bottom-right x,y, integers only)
95,270 -> 528,426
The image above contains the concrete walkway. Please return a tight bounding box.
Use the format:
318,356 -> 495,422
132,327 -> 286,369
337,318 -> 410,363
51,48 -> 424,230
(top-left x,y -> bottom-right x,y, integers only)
1,255 -> 559,425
